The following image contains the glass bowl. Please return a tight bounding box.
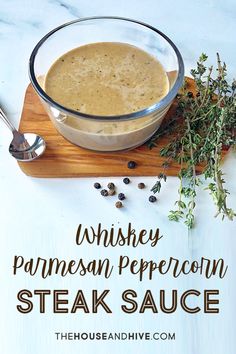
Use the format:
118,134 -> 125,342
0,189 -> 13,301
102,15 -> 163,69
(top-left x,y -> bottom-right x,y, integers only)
29,16 -> 184,152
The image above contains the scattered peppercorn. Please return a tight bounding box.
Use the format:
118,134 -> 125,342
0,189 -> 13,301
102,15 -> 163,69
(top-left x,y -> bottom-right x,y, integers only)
107,182 -> 115,190
123,177 -> 130,184
127,160 -> 137,169
108,189 -> 116,196
94,182 -> 101,189
101,189 -> 108,197
220,101 -> 225,108
149,195 -> 157,203
118,193 -> 126,201
138,182 -> 145,189
115,201 -> 123,208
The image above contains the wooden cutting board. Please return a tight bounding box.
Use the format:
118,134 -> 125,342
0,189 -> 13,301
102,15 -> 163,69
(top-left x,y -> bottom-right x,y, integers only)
17,78 -> 207,178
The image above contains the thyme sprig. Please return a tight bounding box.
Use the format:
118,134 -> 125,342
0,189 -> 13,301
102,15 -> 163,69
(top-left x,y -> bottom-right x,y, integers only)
150,53 -> 236,228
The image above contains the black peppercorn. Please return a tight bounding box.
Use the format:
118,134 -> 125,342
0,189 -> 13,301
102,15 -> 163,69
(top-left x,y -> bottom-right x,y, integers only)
118,193 -> 126,201
101,189 -> 108,197
115,201 -> 123,208
94,182 -> 101,189
149,195 -> 157,203
138,182 -> 145,189
176,107 -> 183,116
123,177 -> 130,184
107,182 -> 115,190
127,160 -> 137,169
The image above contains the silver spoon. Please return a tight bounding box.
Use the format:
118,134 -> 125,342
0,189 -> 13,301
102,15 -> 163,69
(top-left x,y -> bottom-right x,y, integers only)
0,107 -> 46,161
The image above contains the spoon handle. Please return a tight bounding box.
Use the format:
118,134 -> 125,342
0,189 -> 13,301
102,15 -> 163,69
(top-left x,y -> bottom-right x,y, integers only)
0,107 -> 17,133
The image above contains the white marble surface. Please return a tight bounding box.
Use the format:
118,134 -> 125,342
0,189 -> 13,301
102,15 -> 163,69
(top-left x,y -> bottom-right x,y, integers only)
0,1 -> 236,354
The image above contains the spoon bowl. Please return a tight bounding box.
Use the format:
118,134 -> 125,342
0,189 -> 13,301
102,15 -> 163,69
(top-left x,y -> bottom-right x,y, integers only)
9,132 -> 46,161
0,107 -> 46,162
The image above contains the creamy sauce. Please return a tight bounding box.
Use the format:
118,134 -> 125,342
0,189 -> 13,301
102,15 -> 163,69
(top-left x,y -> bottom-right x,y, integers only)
44,42 -> 169,116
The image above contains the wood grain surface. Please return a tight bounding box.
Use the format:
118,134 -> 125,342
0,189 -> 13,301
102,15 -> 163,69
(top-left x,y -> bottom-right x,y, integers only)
17,78 -> 217,178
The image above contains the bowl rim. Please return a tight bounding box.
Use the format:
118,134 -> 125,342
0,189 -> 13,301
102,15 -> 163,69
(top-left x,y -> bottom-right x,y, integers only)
29,16 -> 184,122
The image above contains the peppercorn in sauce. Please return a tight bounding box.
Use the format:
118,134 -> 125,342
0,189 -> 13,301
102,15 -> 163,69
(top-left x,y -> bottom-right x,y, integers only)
44,42 -> 169,116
